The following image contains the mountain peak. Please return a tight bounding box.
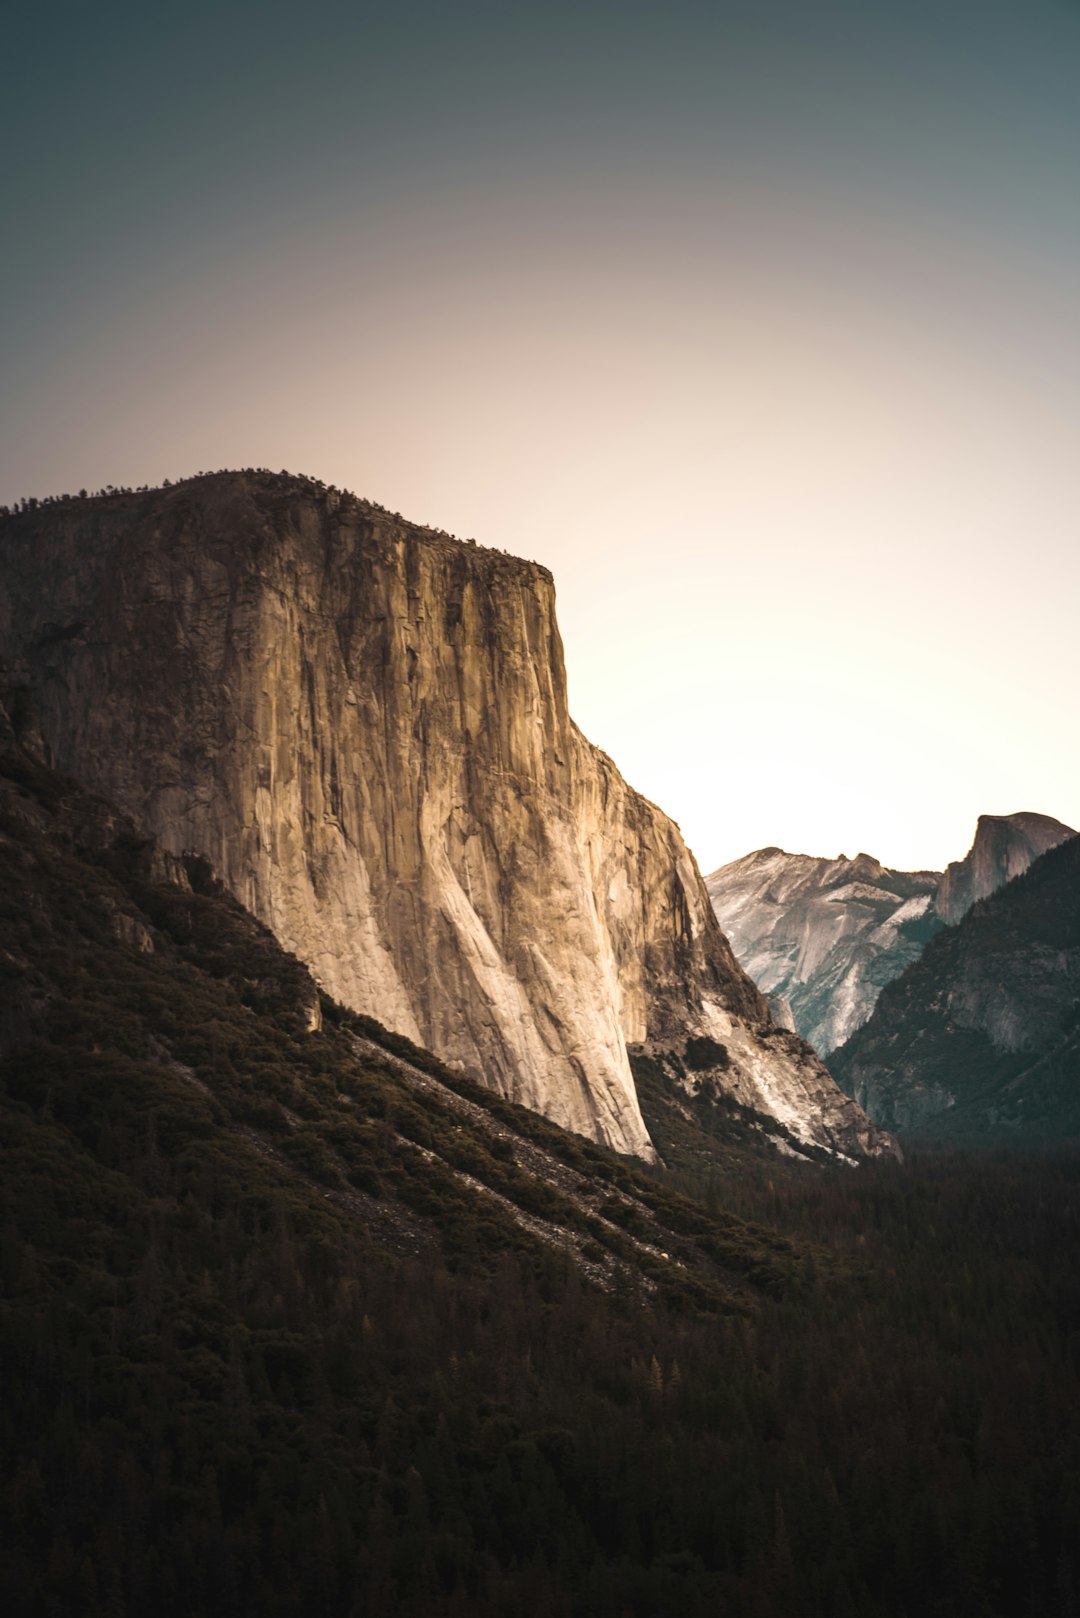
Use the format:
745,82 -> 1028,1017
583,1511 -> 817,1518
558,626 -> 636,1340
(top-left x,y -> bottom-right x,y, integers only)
832,834 -> 1080,1137
706,847 -> 941,1054
934,811 -> 1076,926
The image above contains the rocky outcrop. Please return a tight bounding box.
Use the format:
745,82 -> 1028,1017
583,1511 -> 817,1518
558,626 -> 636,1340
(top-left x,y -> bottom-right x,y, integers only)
831,836 -> 1080,1137
0,472 -> 892,1160
706,849 -> 942,1054
933,812 -> 1075,925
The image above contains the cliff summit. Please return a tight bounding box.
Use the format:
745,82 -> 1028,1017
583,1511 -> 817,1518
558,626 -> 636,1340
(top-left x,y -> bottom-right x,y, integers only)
0,471 -> 892,1161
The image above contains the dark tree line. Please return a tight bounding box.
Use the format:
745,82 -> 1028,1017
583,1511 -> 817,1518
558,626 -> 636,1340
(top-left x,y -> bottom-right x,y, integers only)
0,468 -> 535,559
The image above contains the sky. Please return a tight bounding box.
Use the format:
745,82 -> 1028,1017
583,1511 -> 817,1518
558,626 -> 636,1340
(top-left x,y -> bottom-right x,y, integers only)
3,0 -> 1079,874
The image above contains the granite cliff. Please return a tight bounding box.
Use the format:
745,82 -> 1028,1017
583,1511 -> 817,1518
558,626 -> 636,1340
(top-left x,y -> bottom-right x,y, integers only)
0,472 -> 891,1161
932,811 -> 1075,925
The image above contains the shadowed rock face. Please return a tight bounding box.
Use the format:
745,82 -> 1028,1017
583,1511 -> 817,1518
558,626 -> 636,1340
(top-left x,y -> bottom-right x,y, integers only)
0,472 -> 892,1160
706,850 -> 942,1055
933,812 -> 1075,925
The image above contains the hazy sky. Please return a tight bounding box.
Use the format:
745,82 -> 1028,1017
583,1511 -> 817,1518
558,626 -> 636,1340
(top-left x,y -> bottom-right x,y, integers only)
4,0 -> 1079,873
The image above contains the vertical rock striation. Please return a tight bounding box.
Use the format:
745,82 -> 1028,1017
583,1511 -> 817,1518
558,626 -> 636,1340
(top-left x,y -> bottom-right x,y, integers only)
0,472 -> 892,1159
706,850 -> 943,1055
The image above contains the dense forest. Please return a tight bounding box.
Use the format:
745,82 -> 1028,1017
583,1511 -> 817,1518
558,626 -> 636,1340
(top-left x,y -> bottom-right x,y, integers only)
2,687 -> 1079,1617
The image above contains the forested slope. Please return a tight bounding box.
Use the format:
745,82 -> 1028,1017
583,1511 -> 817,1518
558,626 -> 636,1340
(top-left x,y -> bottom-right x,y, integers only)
2,683 -> 1078,1617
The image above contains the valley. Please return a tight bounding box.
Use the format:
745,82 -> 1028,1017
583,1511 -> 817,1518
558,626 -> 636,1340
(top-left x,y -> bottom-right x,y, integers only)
1,689 -> 1077,1617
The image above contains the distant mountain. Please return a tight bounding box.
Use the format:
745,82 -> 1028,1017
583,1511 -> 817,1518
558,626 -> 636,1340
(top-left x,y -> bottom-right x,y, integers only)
830,835 -> 1080,1137
933,811 -> 1076,924
705,850 -> 942,1055
707,812 -> 1075,1057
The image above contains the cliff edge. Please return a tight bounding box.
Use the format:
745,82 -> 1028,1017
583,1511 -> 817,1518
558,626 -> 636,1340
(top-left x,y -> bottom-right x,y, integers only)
0,472 -> 892,1160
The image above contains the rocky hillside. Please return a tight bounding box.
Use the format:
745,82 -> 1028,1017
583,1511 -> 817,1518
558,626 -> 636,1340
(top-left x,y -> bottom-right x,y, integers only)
0,473 -> 890,1161
830,835 -> 1080,1136
706,850 -> 942,1054
932,811 -> 1075,924
0,676 -> 815,1309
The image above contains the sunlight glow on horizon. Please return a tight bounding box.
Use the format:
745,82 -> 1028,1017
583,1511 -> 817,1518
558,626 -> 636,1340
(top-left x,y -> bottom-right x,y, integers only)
3,0 -> 1079,875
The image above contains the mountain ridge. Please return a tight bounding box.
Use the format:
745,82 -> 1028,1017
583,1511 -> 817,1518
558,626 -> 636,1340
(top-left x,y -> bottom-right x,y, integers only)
0,471 -> 891,1162
707,811 -> 1075,1059
705,848 -> 941,1055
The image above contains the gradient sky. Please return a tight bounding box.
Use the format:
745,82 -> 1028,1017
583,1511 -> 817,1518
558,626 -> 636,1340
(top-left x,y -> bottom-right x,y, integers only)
4,0 -> 1079,874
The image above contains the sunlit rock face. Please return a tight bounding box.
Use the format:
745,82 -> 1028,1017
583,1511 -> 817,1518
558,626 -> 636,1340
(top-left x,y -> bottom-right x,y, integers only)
0,472 -> 892,1160
706,850 -> 942,1055
933,812 -> 1075,926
